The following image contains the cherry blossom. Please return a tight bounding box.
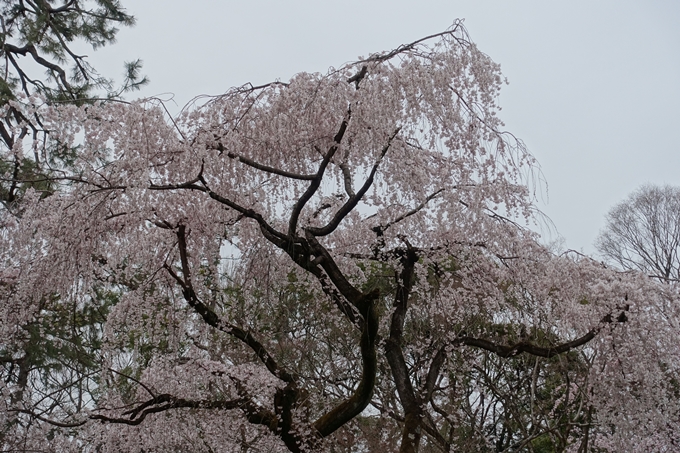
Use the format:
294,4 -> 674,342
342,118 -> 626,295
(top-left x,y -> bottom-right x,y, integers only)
0,23 -> 678,452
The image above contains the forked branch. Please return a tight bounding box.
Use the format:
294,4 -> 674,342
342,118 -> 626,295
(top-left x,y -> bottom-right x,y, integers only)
165,226 -> 296,383
307,127 -> 401,237
288,109 -> 351,237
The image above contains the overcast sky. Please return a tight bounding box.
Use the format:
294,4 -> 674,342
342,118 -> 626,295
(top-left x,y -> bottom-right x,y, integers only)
86,0 -> 680,255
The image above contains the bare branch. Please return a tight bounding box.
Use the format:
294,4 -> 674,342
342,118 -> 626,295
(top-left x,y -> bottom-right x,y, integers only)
359,21 -> 466,64
4,43 -> 73,94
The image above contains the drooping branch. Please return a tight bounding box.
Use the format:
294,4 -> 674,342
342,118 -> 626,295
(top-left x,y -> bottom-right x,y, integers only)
12,409 -> 88,428
283,243 -> 363,328
149,173 -> 204,191
301,261 -> 362,328
346,65 -> 368,87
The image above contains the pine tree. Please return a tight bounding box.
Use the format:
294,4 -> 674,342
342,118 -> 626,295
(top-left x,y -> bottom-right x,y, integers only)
0,2 -> 144,448
0,0 -> 147,205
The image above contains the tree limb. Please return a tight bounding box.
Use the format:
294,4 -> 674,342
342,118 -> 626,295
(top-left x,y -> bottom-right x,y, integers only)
306,127 -> 400,237
288,109 -> 350,237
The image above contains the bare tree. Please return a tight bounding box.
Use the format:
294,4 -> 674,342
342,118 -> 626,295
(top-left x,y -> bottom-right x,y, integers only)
596,184 -> 680,280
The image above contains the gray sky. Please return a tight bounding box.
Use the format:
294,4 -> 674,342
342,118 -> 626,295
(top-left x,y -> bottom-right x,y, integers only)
86,0 -> 680,255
